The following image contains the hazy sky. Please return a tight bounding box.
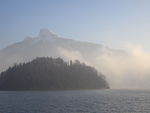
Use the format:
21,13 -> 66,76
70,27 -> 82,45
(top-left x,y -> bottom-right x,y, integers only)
0,0 -> 150,50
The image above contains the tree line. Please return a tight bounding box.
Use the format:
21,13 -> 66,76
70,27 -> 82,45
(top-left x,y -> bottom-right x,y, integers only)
0,57 -> 109,90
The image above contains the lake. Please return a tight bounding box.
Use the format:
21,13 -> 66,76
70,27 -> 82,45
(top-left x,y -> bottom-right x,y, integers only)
0,90 -> 150,113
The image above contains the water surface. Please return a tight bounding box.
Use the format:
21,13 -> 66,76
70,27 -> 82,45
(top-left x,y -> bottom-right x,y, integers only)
0,90 -> 150,113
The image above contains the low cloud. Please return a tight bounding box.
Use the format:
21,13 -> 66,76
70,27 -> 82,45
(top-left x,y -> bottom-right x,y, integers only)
58,47 -> 91,65
58,45 -> 150,89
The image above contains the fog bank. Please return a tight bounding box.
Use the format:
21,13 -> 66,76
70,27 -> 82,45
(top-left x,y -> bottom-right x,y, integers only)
58,45 -> 150,89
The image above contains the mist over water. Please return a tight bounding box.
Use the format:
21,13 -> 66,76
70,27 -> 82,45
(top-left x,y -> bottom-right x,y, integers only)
1,0 -> 150,112
59,45 -> 150,89
0,29 -> 150,89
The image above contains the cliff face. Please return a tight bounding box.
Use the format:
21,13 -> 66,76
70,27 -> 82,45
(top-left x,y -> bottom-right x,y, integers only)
0,57 -> 109,90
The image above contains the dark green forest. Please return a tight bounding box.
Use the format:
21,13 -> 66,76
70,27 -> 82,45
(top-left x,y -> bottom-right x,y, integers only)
0,57 -> 109,90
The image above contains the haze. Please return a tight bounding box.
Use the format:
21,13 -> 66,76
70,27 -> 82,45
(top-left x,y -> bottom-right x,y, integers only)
1,0 -> 150,89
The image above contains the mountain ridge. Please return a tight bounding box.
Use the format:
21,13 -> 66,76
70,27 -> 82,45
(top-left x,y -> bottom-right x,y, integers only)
0,29 -> 125,71
0,29 -> 125,88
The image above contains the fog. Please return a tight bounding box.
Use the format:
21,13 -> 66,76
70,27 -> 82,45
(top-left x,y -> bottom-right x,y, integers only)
58,45 -> 150,89
0,29 -> 150,89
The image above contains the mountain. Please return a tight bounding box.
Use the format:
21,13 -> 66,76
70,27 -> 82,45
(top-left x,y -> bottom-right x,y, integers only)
0,57 -> 109,90
0,29 -> 126,89
0,29 -> 124,73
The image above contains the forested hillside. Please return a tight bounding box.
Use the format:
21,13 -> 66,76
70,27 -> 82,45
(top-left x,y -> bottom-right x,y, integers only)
0,57 -> 109,90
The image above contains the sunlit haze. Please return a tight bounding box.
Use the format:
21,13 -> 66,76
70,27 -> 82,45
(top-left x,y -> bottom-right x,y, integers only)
1,0 -> 150,89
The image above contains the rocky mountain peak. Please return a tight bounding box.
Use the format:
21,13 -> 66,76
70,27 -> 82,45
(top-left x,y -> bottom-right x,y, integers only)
38,29 -> 57,38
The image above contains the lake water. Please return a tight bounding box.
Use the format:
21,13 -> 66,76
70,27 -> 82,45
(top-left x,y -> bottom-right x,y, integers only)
0,90 -> 150,113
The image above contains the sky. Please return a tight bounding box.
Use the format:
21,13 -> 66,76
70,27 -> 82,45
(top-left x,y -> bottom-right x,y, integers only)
0,0 -> 150,50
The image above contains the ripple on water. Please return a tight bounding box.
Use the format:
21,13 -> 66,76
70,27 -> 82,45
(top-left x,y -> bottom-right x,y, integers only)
0,90 -> 150,113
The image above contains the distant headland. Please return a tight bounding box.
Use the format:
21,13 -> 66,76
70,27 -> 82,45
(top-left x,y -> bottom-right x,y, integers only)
0,57 -> 109,90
